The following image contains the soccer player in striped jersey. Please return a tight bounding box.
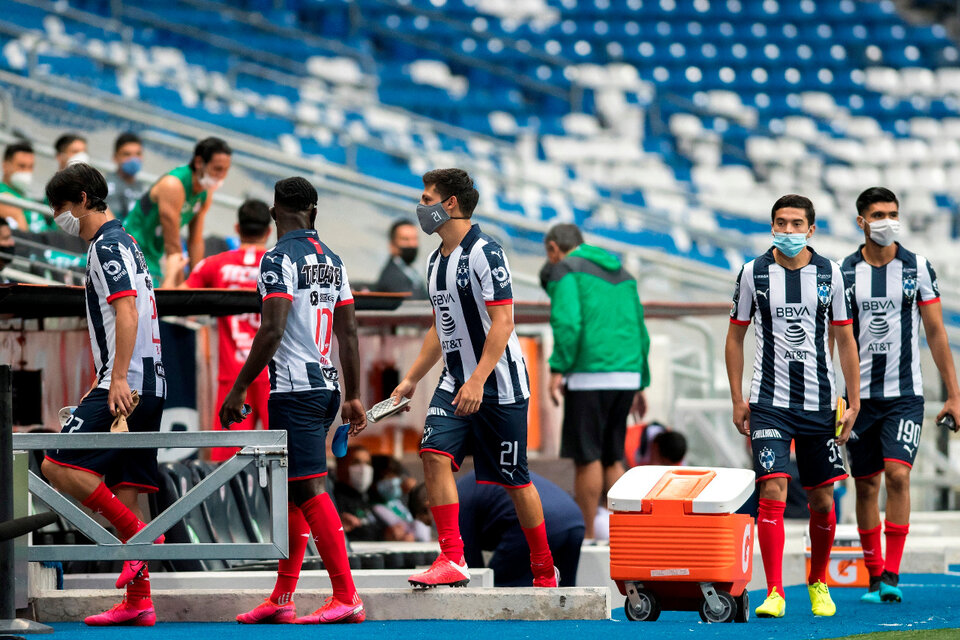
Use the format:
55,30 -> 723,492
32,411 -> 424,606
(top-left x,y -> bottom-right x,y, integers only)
221,177 -> 367,625
840,187 -> 960,604
391,169 -> 557,588
40,163 -> 166,626
725,194 -> 861,619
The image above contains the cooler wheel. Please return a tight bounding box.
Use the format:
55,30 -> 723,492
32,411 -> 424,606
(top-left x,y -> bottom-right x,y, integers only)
624,587 -> 661,622
698,590 -> 737,623
735,592 -> 749,623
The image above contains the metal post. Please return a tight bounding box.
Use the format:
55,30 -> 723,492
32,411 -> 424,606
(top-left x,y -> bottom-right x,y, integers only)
0,364 -> 52,638
1,365 -> 14,622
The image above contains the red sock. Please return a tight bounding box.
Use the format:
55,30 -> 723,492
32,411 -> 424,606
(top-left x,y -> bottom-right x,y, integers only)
81,483 -> 144,542
808,504 -> 837,585
521,521 -> 554,577
884,520 -> 909,575
757,498 -> 786,597
430,503 -> 464,564
271,503 -> 310,605
858,525 -> 884,578
126,565 -> 151,605
300,493 -> 356,603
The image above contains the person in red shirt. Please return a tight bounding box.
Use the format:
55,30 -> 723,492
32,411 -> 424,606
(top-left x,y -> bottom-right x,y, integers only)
180,199 -> 272,461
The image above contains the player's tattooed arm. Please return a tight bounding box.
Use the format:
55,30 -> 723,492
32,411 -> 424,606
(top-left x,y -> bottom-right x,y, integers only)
219,296 -> 290,427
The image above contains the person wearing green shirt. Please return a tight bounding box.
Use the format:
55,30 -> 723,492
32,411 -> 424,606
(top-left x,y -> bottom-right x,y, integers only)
0,140 -> 55,233
541,223 -> 650,541
123,137 -> 232,282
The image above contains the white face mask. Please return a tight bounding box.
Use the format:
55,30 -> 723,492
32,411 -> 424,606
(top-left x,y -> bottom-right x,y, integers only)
67,151 -> 90,166
198,173 -> 224,191
348,463 -> 374,493
8,171 -> 32,194
54,209 -> 94,237
867,219 -> 900,247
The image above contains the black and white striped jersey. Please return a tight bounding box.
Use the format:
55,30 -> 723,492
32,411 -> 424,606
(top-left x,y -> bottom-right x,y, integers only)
731,248 -> 851,411
840,244 -> 940,399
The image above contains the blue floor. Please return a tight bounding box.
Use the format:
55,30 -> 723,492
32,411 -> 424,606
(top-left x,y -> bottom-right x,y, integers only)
49,573 -> 960,640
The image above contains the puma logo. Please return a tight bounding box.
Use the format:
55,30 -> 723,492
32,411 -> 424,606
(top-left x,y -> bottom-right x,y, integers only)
903,444 -> 915,457
502,469 -> 516,481
756,288 -> 769,300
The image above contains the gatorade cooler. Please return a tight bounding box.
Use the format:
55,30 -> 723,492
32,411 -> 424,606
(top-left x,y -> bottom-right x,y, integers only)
804,524 -> 870,588
608,466 -> 756,623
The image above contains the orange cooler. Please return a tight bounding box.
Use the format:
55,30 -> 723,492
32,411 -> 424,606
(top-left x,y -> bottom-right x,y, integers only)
608,466 -> 756,623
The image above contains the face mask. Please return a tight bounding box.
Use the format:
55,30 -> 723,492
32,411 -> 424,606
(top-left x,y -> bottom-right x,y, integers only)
416,197 -> 467,234
67,152 -> 90,166
8,171 -> 32,194
376,477 -> 403,502
198,169 -> 224,191
54,209 -> 94,237
772,232 -> 808,258
348,463 -> 373,493
55,210 -> 80,237
867,219 -> 900,247
398,246 -> 418,265
120,158 -> 142,177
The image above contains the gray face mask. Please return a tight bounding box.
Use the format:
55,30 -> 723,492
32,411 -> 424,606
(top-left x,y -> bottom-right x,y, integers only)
416,197 -> 467,234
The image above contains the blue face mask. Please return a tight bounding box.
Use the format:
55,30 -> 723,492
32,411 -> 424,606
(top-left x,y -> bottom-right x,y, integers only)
376,477 -> 403,502
120,158 -> 142,177
772,232 -> 808,258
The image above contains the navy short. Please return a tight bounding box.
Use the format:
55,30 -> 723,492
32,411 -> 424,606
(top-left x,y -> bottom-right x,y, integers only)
421,388 -> 531,488
749,403 -> 848,490
847,395 -> 924,478
269,389 -> 339,481
45,388 -> 164,493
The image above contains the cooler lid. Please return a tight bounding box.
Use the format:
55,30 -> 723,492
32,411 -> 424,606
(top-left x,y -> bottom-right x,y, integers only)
607,465 -> 756,514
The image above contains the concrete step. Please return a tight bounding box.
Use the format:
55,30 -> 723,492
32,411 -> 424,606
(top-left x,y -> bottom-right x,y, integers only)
61,568 -> 495,590
32,587 -> 611,622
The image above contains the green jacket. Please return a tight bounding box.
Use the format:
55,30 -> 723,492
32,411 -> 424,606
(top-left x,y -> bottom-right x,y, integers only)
543,244 -> 650,389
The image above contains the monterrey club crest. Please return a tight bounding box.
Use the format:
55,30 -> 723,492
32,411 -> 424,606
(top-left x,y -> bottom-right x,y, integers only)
456,257 -> 470,289
758,447 -> 776,472
902,276 -> 917,301
817,283 -> 831,307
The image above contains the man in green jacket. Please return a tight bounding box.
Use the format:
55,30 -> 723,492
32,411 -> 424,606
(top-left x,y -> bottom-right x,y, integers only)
542,223 -> 650,540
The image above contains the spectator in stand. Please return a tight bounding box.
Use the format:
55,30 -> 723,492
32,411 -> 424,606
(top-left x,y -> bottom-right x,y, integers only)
333,445 -> 384,541
370,455 -> 430,542
635,423 -> 687,466
0,217 -> 16,282
105,132 -> 148,222
457,471 -> 584,587
54,133 -> 89,171
124,137 -> 232,283
0,141 -> 41,232
173,199 -> 272,462
374,219 -> 427,299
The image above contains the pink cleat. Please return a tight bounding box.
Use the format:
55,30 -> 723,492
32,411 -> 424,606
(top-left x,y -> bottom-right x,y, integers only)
294,593 -> 365,624
408,553 -> 471,588
236,599 -> 297,624
84,597 -> 155,626
533,566 -> 560,588
116,534 -> 164,589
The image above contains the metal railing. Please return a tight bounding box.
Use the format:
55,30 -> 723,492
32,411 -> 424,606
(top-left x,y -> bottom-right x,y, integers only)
11,431 -> 289,561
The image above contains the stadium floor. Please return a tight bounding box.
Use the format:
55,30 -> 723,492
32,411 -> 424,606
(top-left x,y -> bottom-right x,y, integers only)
46,573 -> 960,640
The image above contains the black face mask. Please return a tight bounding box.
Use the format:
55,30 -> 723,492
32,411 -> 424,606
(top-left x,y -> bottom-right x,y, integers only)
398,246 -> 418,265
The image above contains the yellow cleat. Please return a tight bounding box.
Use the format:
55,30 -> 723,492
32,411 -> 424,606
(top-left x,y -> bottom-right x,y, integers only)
808,581 -> 836,617
755,588 -> 786,618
